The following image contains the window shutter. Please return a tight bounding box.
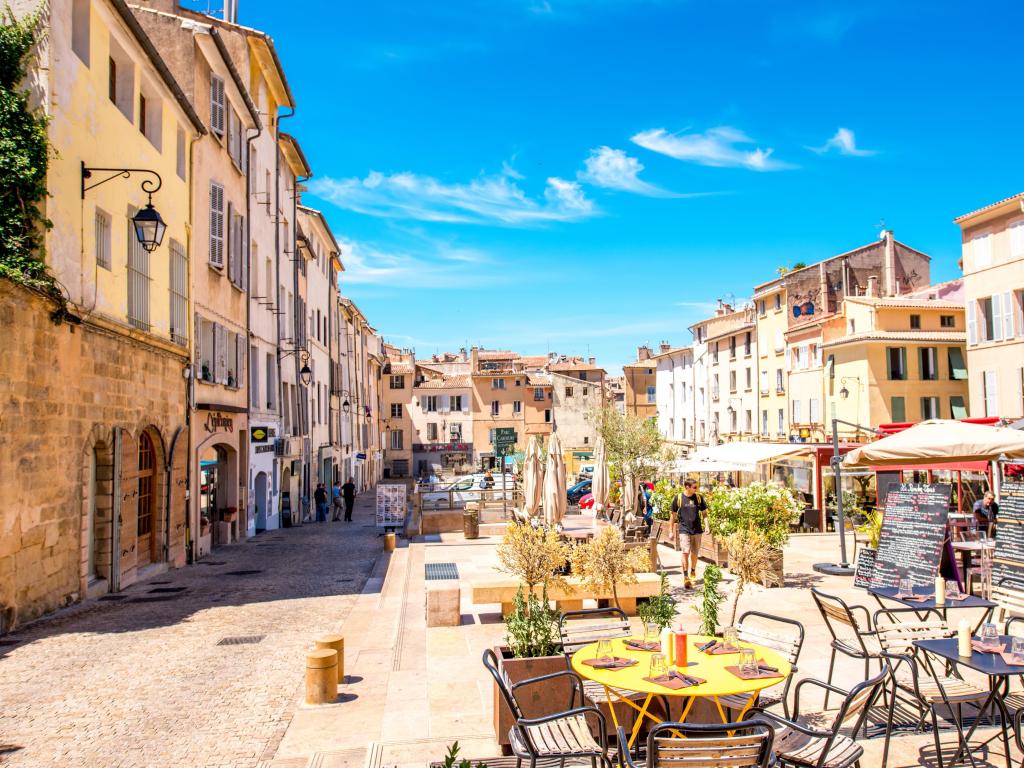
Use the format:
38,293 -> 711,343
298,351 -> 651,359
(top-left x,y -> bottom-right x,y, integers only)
210,75 -> 225,135
462,396 -> 470,414
440,395 -> 450,412
236,333 -> 246,391
209,183 -> 224,268
239,214 -> 247,290
226,201 -> 235,282
1003,291 -> 1015,339
227,107 -> 237,161
784,347 -> 791,370
993,294 -> 1004,342
967,301 -> 977,345
215,323 -> 228,384
194,312 -> 202,371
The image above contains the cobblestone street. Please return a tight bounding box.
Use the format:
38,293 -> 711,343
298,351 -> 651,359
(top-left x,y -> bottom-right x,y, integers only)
0,492 -> 382,768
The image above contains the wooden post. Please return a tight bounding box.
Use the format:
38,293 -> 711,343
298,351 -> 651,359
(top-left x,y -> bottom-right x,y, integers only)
305,649 -> 338,705
315,635 -> 345,685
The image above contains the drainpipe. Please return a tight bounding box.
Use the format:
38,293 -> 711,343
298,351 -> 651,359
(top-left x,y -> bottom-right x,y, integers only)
293,169 -> 311,503
276,107 -> 294,518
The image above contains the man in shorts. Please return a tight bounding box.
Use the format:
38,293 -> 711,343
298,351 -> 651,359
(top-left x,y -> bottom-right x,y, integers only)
671,479 -> 707,589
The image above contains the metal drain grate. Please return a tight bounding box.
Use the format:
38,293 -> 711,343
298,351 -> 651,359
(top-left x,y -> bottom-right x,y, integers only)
99,594 -> 127,601
425,562 -> 459,581
225,569 -> 263,576
148,587 -> 187,594
217,635 -> 265,646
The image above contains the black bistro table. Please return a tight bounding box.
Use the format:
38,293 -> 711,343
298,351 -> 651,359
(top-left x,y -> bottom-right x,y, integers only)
914,637 -> 1019,768
869,586 -> 996,632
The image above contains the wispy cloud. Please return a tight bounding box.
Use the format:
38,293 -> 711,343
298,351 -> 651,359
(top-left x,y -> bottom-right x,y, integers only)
310,167 -> 597,226
674,300 -> 719,310
338,235 -> 501,289
578,146 -> 677,197
807,128 -> 877,157
632,126 -> 794,171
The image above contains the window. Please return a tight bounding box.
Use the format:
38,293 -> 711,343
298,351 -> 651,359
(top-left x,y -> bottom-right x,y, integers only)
390,430 -> 404,450
809,398 -> 820,424
94,208 -> 111,270
728,371 -> 736,392
760,370 -> 768,393
950,395 -> 967,419
774,294 -> 782,311
126,206 -> 150,331
919,347 -> 938,380
812,344 -> 822,367
389,375 -> 405,389
729,336 -> 737,359
427,423 -> 438,441
514,379 -> 521,387
176,126 -> 186,180
533,387 -> 545,401
513,400 -> 522,414
583,436 -> 589,445
744,410 -> 752,433
138,84 -> 162,149
451,394 -> 465,412
226,204 -> 245,289
712,343 -> 719,364
744,332 -> 752,356
972,231 -> 991,268
910,314 -> 921,330
940,315 -> 955,328
169,239 -> 188,346
891,396 -> 906,422
777,409 -> 784,435
227,107 -> 242,169
711,374 -> 719,399
795,344 -> 807,369
761,410 -> 768,436
107,38 -> 134,121
565,386 -> 574,397
210,74 -> 226,136
848,318 -> 856,335
390,403 -> 402,418
72,0 -> 90,64
491,400 -> 499,416
758,299 -> 766,317
582,387 -> 589,396
646,385 -> 655,403
544,409 -> 552,423
920,397 -> 940,420
265,353 -> 276,410
136,432 -> 155,539
730,409 -> 737,433
450,423 -> 463,441
209,182 -> 225,268
249,345 -> 259,406
791,400 -> 802,424
744,368 -> 752,390
775,369 -> 784,392
492,378 -> 505,390
886,347 -> 907,380
983,370 -> 998,416
948,347 -> 967,380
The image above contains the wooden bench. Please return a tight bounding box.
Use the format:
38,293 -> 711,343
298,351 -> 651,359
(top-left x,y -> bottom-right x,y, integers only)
470,572 -> 662,617
992,582 -> 1024,624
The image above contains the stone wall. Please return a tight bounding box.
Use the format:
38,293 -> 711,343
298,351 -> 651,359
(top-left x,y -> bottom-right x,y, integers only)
0,282 -> 188,630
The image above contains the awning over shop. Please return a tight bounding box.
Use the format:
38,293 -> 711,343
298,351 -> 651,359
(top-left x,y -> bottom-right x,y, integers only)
673,442 -> 808,473
843,419 -> 1024,467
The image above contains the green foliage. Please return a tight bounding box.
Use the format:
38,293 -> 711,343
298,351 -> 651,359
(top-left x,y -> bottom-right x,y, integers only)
856,508 -> 884,549
0,10 -> 61,306
638,571 -> 677,630
694,564 -> 724,636
505,586 -> 559,658
441,742 -> 487,768
650,478 -> 681,521
589,407 -> 676,489
705,482 -> 800,549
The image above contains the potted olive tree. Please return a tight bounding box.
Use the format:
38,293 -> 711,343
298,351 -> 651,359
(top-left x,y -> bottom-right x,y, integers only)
570,525 -> 650,611
492,524 -> 572,752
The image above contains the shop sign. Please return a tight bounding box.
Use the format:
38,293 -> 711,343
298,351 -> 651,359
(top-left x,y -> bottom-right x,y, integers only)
250,426 -> 273,443
204,412 -> 234,434
356,452 -> 367,461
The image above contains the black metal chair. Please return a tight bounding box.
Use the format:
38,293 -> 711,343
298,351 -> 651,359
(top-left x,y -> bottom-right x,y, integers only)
744,666 -> 889,768
720,610 -> 805,719
482,648 -> 612,768
617,720 -> 775,768
811,588 -> 881,709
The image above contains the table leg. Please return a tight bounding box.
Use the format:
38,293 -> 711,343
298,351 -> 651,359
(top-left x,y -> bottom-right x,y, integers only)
628,695 -> 655,747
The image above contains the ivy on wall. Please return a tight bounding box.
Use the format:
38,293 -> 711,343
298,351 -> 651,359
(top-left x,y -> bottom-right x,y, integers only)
0,10 -> 65,316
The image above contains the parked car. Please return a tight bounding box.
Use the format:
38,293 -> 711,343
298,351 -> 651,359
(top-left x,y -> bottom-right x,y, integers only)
579,492 -> 594,510
567,479 -> 592,505
577,463 -> 595,482
419,472 -> 513,508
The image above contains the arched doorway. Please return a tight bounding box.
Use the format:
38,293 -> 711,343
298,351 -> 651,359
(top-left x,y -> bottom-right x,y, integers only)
200,443 -> 238,547
254,471 -> 268,532
86,440 -> 114,588
136,432 -> 157,567
280,465 -> 292,528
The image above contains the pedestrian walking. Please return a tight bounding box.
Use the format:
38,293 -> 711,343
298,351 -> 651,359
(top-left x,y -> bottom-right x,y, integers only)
342,477 -> 356,521
331,481 -> 343,521
670,478 -> 707,589
314,483 -> 329,523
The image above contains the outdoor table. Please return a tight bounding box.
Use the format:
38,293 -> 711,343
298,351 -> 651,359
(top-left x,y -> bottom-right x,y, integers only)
913,637 -> 1017,768
869,586 -> 996,632
570,635 -> 792,748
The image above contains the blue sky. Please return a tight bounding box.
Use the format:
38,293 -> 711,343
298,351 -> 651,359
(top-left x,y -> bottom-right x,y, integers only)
208,0 -> 1021,374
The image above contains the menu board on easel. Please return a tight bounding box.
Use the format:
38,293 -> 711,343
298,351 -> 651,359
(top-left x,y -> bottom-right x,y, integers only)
993,481 -> 1024,589
376,484 -> 407,530
870,483 -> 951,589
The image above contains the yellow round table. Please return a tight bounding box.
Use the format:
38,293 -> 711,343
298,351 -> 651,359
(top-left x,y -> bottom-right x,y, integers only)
570,635 -> 792,747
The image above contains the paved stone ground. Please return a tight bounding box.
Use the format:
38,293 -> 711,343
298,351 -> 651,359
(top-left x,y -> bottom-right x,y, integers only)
0,491 -> 383,768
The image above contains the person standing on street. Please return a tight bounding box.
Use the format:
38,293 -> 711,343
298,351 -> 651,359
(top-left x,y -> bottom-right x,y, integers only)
342,477 -> 357,521
314,483 -> 329,523
973,491 -> 999,535
671,478 -> 708,589
331,482 -> 343,521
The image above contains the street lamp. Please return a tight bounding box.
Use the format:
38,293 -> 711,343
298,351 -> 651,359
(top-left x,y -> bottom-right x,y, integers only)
82,163 -> 166,252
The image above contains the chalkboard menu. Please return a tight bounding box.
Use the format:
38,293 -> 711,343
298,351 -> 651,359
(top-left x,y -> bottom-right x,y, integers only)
853,548 -> 877,589
870,483 -> 952,590
993,481 -> 1024,588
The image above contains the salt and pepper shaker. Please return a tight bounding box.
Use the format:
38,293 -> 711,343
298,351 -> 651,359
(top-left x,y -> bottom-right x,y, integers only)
957,619 -> 972,657
660,626 -> 674,666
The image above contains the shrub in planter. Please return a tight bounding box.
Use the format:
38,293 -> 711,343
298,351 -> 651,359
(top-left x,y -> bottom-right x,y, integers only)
724,529 -> 775,626
570,526 -> 649,611
496,523 -> 570,597
637,571 -> 676,630
694,563 -> 724,636
705,482 -> 801,548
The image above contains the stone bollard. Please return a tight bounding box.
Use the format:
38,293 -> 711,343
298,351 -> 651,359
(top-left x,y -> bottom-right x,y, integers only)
384,532 -> 396,551
315,634 -> 345,686
305,649 -> 338,705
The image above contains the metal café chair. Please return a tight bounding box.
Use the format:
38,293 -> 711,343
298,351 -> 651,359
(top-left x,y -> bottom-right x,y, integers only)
873,607 -> 990,768
616,720 -> 775,768
744,666 -> 889,768
482,648 -> 612,768
811,588 -> 881,709
720,611 -> 805,719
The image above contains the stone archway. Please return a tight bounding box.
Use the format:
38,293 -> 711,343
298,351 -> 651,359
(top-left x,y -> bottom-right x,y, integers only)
80,425 -> 114,598
131,427 -> 167,569
198,441 -> 239,548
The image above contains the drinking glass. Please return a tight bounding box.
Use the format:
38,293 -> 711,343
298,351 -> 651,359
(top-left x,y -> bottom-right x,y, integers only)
898,577 -> 913,598
1012,637 -> 1024,664
945,580 -> 961,601
739,648 -> 757,677
723,626 -> 739,649
596,638 -> 614,659
980,623 -> 999,651
644,623 -> 660,644
649,653 -> 667,678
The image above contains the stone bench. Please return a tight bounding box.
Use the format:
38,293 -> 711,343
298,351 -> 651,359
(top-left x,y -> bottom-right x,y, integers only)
470,572 -> 662,617
426,582 -> 461,627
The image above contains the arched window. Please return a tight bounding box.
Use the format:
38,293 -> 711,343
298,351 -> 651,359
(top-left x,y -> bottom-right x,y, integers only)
137,432 -> 156,563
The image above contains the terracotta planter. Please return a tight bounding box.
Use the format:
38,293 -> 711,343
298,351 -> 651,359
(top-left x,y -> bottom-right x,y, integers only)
493,647 -> 568,752
760,548 -> 785,588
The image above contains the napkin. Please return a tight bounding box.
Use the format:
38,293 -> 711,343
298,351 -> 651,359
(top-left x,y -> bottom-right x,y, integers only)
725,662 -> 786,681
582,656 -> 638,670
999,652 -> 1024,666
695,641 -> 741,655
895,593 -> 930,603
971,640 -> 1006,654
643,670 -> 705,689
623,638 -> 661,652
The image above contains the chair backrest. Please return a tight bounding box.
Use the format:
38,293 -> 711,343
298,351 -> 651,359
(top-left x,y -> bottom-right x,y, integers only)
831,666 -> 888,731
811,588 -> 868,651
646,720 -> 774,768
482,648 -> 523,721
873,608 -> 951,655
559,607 -> 632,658
736,611 -> 805,666
993,582 -> 1024,623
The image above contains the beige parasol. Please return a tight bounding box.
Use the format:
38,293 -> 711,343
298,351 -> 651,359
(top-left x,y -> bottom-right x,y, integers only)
590,438 -> 609,515
843,419 -> 1024,467
543,432 -> 567,527
522,437 -> 544,518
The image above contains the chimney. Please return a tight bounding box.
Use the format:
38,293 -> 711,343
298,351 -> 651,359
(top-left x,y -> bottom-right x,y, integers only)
882,230 -> 897,296
470,346 -> 479,371
588,357 -> 596,366
866,275 -> 878,297
659,341 -> 672,353
637,345 -> 651,361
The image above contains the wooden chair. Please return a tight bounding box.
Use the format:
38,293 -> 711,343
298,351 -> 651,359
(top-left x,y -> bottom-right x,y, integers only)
811,588 -> 880,709
744,667 -> 888,768
720,611 -> 805,719
482,648 -> 612,768
873,608 -> 990,768
991,580 -> 1024,625
617,721 -> 774,768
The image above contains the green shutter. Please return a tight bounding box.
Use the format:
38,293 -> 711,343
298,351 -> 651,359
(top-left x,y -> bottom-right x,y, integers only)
891,396 -> 906,422
950,396 -> 967,419
948,347 -> 968,380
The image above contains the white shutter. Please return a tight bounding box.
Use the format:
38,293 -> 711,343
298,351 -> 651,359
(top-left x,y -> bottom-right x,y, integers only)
1011,221 -> 1024,257
1003,291 -> 1015,339
440,394 -> 450,413
967,301 -> 977,346
236,333 -> 246,391
226,201 -> 235,282
227,107 -> 237,162
810,398 -> 820,423
215,323 -> 228,384
792,400 -> 802,423
462,395 -> 470,414
813,344 -> 822,367
774,329 -> 783,352
984,370 -> 998,417
993,294 -> 1004,342
210,75 -> 225,135
239,214 -> 247,290
784,347 -> 791,370
209,183 -> 224,268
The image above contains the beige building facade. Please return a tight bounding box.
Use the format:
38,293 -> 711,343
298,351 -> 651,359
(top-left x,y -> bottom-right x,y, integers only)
623,345 -> 658,420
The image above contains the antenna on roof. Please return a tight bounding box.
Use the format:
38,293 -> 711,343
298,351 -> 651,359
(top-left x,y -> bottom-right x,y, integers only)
875,218 -> 887,239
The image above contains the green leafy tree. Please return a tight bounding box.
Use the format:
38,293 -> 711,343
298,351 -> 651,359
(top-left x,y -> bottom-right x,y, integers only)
589,407 -> 676,493
570,525 -> 650,610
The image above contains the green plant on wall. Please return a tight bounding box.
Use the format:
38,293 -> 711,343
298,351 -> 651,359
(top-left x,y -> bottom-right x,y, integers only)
637,571 -> 676,630
694,563 -> 724,636
0,10 -> 62,314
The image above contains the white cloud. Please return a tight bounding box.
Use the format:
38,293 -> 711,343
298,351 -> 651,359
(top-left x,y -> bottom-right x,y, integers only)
309,167 -> 597,226
578,146 -> 673,196
337,236 -> 500,289
808,127 -> 877,157
632,126 -> 794,171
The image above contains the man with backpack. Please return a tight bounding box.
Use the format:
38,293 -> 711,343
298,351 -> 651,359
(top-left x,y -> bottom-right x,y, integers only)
670,478 -> 707,589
